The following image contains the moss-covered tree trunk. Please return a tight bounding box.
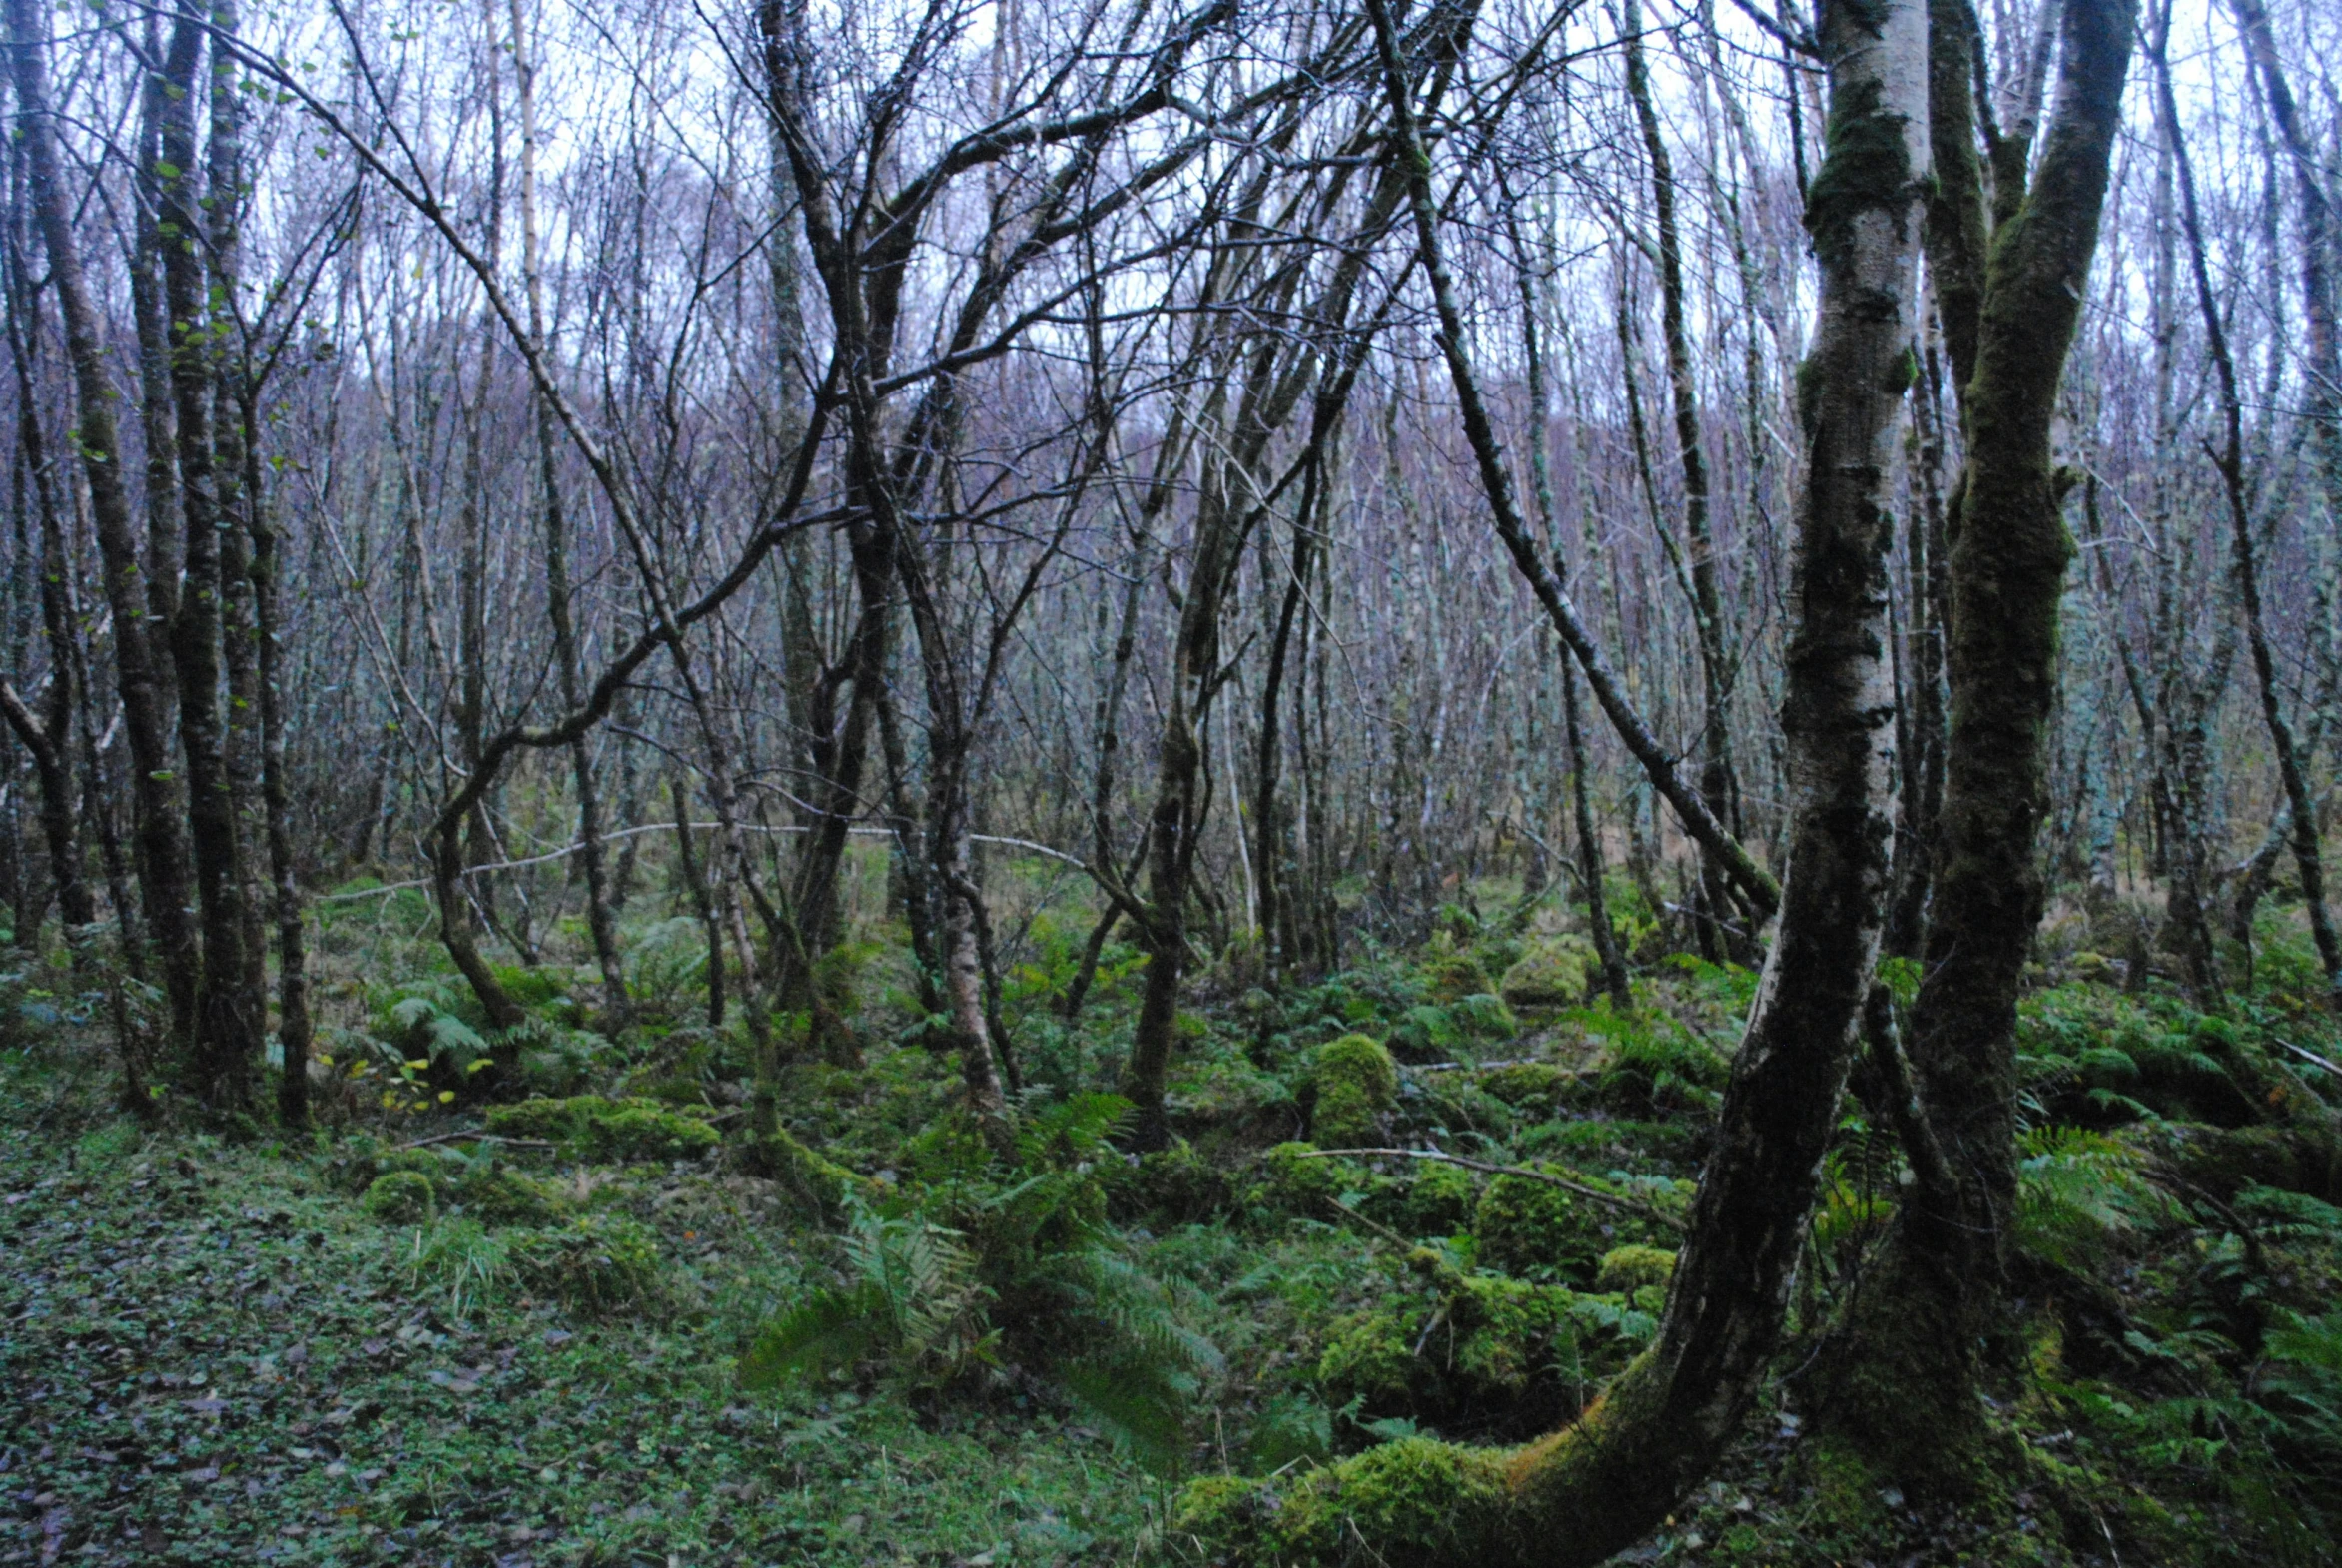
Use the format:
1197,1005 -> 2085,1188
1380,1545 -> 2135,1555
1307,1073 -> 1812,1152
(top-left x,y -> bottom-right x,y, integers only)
1172,0 -> 1926,1557
1821,0 -> 2137,1488
8,0 -> 203,1076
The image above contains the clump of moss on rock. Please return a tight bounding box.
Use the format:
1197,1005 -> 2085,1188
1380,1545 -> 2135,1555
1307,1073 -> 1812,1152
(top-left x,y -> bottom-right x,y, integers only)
361,1170 -> 437,1225
1477,1061 -> 1578,1121
1316,1249 -> 1650,1443
449,1166 -> 570,1227
1114,1138 -> 1235,1225
1424,952 -> 1496,1005
1594,1244 -> 1676,1295
1398,1161 -> 1478,1235
1252,1141 -> 1375,1218
1499,936 -> 1597,1008
515,1213 -> 668,1315
1473,1171 -> 1608,1282
1311,1034 -> 1399,1147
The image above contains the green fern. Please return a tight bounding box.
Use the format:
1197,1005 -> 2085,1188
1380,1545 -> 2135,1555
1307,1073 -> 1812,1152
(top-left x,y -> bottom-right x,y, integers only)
2013,1126 -> 2176,1272
741,1197 -> 998,1394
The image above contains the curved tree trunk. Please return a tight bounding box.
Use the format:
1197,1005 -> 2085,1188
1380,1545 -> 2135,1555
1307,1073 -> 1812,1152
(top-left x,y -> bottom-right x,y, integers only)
1176,0 -> 1925,1556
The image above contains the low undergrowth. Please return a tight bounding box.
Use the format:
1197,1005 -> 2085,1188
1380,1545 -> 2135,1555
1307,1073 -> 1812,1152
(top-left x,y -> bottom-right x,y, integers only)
4,890 -> 2340,1566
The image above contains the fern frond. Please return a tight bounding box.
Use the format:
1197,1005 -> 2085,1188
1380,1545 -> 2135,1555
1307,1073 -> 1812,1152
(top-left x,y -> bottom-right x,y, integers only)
740,1284 -> 885,1387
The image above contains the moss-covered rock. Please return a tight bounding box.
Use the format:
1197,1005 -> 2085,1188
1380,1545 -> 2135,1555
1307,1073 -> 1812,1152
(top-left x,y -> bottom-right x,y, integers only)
515,1213 -> 666,1315
1477,1062 -> 1575,1121
1253,1141 -> 1374,1217
1424,952 -> 1495,1005
742,1124 -> 871,1220
1473,1172 -> 1607,1282
2124,1121 -> 2341,1203
1311,1034 -> 1399,1146
449,1166 -> 570,1227
484,1096 -> 721,1165
1385,1005 -> 1470,1063
1316,1250 -> 1649,1443
361,1170 -> 436,1225
1115,1138 -> 1235,1225
1397,1161 -> 1478,1235
1499,937 -> 1596,1007
1448,993 -> 1520,1040
1593,1244 -> 1676,1295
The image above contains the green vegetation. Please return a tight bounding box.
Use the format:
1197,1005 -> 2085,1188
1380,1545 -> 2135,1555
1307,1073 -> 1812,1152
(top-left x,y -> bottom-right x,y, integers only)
5,882 -> 2342,1565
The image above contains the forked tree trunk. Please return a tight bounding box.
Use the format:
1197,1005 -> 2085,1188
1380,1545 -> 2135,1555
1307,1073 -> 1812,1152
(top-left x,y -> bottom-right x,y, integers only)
1175,0 -> 1926,1555
1820,0 -> 2137,1488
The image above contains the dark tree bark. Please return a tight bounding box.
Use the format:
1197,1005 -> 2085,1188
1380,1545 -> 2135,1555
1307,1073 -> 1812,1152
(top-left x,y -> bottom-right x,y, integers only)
6,0 -> 202,1071
1822,0 -> 2138,1487
1184,0 -> 1926,1551
158,3 -> 262,1109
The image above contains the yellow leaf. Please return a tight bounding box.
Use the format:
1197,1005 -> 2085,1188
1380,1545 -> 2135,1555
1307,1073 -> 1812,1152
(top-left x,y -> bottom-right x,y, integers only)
437,1091 -> 455,1104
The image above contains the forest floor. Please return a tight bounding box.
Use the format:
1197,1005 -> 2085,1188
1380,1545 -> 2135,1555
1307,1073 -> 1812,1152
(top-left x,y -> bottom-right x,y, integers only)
3,884 -> 2340,1567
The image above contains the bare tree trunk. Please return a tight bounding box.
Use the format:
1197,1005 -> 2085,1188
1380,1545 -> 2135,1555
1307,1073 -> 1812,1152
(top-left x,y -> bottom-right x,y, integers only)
510,0 -> 626,1026
248,410 -> 312,1128
2199,4 -> 2342,1004
1624,0 -> 1745,966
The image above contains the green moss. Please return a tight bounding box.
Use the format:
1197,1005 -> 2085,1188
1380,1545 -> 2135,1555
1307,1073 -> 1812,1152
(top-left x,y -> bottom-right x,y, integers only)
1255,1141 -> 1369,1216
1172,1437 -> 1512,1566
514,1213 -> 667,1315
1593,1244 -> 1676,1294
1478,1062 -> 1574,1119
1448,993 -> 1520,1040
1398,1162 -> 1478,1235
449,1167 -> 569,1227
1473,1172 -> 1605,1282
1317,1307 -> 1428,1413
1801,77 -> 1914,275
1312,1034 -> 1399,1147
1499,938 -> 1594,1008
744,1124 -> 872,1220
1116,1138 -> 1234,1225
1424,953 -> 1494,1005
362,1170 -> 436,1225
484,1096 -> 720,1165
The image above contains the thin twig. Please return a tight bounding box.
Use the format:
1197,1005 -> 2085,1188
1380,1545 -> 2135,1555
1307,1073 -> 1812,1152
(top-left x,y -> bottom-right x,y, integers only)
394,1131 -> 557,1153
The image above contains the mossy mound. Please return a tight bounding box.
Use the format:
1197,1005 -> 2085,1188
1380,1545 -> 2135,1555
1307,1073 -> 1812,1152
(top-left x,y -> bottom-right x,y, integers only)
1315,1250 -> 1653,1442
1424,952 -> 1495,1005
1172,1436 -> 1512,1565
1472,1172 -> 1608,1282
1396,1161 -> 1478,1235
1311,1035 -> 1399,1146
741,1124 -> 870,1220
449,1166 -> 570,1227
1593,1244 -> 1675,1295
1499,936 -> 1596,1007
1252,1141 -> 1372,1217
485,1096 -> 721,1164
1477,1062 -> 1577,1121
1115,1138 -> 1235,1225
2123,1121 -> 2341,1203
361,1170 -> 436,1225
514,1213 -> 667,1315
